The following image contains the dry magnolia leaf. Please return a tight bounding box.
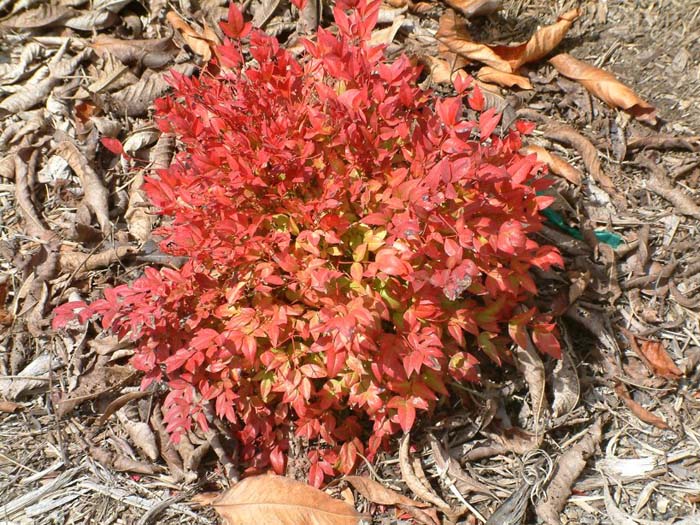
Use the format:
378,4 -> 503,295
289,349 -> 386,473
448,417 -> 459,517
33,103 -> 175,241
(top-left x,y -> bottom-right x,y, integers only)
477,66 -> 532,89
195,474 -> 362,525
398,434 -> 452,513
535,418 -> 604,524
549,53 -> 657,124
444,0 -> 502,18
437,9 -> 580,73
522,145 -> 582,186
345,475 -> 428,508
614,383 -> 670,430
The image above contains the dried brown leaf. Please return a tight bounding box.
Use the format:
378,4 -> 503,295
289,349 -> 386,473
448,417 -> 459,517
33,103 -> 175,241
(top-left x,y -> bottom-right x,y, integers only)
437,9 -> 580,73
97,390 -> 151,426
54,364 -> 136,418
436,10 -> 511,71
345,475 -> 428,508
477,66 -> 532,89
195,474 -> 362,525
0,400 -> 23,413
399,434 -> 452,512
645,170 -> 700,220
55,141 -> 111,234
59,245 -> 137,274
419,55 -> 468,85
427,435 -> 493,495
551,341 -> 580,418
0,4 -> 77,28
444,0 -> 502,18
109,63 -> 195,117
522,145 -> 582,185
64,9 -> 118,30
1,353 -> 62,400
117,407 -> 159,461
629,336 -> 683,380
91,35 -> 176,68
513,327 -> 547,436
549,53 -> 657,124
614,382 -> 669,430
535,418 -> 604,524
167,11 -> 220,62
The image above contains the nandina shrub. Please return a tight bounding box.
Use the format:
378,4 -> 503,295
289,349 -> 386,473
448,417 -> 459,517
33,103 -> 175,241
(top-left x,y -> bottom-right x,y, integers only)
54,0 -> 563,485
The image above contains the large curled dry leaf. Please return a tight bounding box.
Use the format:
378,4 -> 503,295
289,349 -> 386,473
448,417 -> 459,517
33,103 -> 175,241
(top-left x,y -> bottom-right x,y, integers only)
437,9 -> 580,73
167,11 -> 220,62
195,474 -> 362,525
535,418 -> 604,524
477,66 -> 532,89
522,145 -> 582,186
549,53 -> 657,124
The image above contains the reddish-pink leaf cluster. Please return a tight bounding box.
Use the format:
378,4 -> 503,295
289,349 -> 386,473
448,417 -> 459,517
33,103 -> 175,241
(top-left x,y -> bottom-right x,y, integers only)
53,0 -> 562,485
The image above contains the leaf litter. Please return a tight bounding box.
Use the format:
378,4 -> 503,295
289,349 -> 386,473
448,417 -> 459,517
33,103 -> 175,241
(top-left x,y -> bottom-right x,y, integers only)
1,0 -> 699,524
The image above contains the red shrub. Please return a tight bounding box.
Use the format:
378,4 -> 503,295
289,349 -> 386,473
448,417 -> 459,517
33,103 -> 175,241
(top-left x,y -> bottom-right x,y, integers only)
54,0 -> 562,485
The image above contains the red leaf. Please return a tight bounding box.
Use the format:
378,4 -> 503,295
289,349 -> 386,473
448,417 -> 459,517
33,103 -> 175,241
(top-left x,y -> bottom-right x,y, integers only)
374,249 -> 411,277
220,3 -> 250,39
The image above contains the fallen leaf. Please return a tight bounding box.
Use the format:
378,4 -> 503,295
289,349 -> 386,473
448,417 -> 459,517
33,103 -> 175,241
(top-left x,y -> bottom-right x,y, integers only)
195,474 -> 362,525
398,434 -> 453,516
345,475 -> 428,508
535,418 -> 605,524
419,55 -> 468,85
614,382 -> 670,430
97,390 -> 151,426
427,435 -> 493,495
91,35 -> 177,68
117,406 -> 159,461
109,63 -> 196,117
0,400 -> 23,413
54,364 -> 136,418
602,476 -> 638,525
167,11 -> 220,62
0,4 -> 77,29
551,336 -> 580,418
477,66 -> 532,89
549,53 -> 657,124
55,141 -> 112,235
626,333 -> 682,380
444,0 -> 502,18
646,170 -> 700,220
522,145 -> 582,185
64,10 -> 118,31
512,318 -> 548,436
59,245 -> 137,274
437,9 -> 580,73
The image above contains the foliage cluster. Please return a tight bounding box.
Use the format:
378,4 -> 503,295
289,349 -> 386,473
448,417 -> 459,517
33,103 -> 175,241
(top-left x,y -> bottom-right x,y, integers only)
54,0 -> 562,485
